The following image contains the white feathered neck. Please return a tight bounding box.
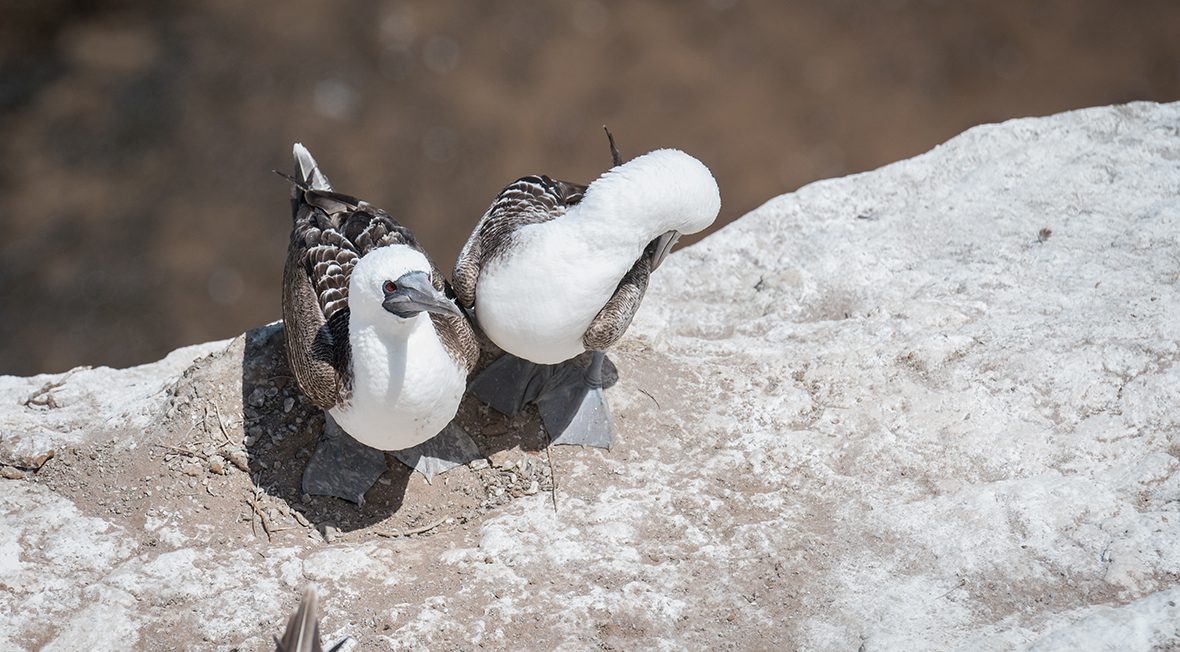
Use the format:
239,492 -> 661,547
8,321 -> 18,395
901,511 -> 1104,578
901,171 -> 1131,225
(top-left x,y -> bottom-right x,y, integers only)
333,245 -> 466,450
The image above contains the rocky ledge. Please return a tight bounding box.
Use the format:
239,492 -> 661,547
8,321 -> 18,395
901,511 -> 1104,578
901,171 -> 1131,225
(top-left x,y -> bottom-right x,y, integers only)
2,102 -> 1179,650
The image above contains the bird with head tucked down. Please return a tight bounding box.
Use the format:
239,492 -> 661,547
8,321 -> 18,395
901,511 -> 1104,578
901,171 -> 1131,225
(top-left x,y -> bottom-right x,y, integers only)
453,130 -> 720,447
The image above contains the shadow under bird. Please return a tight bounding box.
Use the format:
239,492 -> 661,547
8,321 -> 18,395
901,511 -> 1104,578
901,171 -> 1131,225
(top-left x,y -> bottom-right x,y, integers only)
453,130 -> 721,446
280,144 -> 480,504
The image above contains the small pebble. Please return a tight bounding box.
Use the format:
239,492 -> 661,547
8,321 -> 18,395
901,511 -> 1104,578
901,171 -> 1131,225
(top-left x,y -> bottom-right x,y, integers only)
524,480 -> 539,495
1,466 -> 25,480
469,458 -> 490,471
33,450 -> 55,468
322,524 -> 339,543
208,456 -> 225,475
482,422 -> 509,436
182,462 -> 203,477
283,397 -> 295,413
227,450 -> 249,472
294,512 -> 311,527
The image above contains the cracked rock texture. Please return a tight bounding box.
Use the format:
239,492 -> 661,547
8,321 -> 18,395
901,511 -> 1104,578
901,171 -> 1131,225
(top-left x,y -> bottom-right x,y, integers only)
2,102 -> 1179,650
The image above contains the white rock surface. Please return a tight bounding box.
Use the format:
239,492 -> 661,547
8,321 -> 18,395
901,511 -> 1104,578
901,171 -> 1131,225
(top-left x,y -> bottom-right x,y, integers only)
2,102 -> 1179,650
0,340 -> 226,463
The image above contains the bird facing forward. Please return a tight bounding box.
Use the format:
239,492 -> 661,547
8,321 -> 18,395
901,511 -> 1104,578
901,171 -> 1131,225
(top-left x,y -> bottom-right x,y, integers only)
281,144 -> 479,503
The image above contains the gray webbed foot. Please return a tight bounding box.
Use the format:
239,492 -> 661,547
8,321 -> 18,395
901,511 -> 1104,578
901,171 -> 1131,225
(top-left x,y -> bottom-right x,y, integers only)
469,354 -> 553,416
536,351 -> 615,449
302,412 -> 389,505
537,382 -> 614,449
391,421 -> 482,483
472,351 -> 616,449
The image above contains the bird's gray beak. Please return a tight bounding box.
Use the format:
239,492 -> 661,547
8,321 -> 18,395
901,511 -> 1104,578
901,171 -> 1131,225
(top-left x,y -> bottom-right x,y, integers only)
382,271 -> 462,318
649,230 -> 682,271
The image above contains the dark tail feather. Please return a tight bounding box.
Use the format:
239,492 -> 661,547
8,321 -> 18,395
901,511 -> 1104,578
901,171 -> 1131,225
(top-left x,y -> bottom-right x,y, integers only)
602,125 -> 622,167
275,587 -> 322,652
274,169 -> 307,189
274,587 -> 351,652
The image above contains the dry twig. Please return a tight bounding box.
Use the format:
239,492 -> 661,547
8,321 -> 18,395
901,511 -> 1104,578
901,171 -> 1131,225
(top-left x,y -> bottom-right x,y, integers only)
211,402 -> 232,444
375,515 -> 448,538
22,366 -> 89,409
545,436 -> 559,514
151,443 -> 206,459
247,475 -> 271,541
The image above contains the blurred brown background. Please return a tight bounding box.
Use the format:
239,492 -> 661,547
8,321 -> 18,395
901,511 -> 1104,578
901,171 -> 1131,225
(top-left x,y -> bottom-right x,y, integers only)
2,0 -> 1178,375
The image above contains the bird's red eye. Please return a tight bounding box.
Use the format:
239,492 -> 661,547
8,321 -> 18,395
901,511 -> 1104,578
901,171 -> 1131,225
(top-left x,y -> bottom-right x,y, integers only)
383,280 -> 397,294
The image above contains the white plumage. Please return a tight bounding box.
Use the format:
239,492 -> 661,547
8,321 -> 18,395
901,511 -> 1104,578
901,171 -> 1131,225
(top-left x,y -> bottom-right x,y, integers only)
330,246 -> 468,450
474,148 -> 721,363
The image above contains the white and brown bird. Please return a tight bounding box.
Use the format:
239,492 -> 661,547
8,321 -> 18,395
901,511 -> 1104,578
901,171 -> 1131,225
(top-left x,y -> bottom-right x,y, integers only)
281,144 -> 479,503
453,130 -> 720,446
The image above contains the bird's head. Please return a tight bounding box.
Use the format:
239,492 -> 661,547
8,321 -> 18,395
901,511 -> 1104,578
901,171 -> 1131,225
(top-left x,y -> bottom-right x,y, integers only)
350,245 -> 460,324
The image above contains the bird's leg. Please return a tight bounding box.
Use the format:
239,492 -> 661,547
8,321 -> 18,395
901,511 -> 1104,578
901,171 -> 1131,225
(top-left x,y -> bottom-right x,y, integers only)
392,420 -> 482,483
301,412 -> 389,505
536,350 -> 614,449
585,348 -> 606,389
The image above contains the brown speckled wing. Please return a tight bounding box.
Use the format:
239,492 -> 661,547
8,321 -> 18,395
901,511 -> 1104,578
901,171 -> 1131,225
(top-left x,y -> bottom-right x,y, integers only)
282,227 -> 349,410
452,175 -> 586,311
429,311 -> 480,374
